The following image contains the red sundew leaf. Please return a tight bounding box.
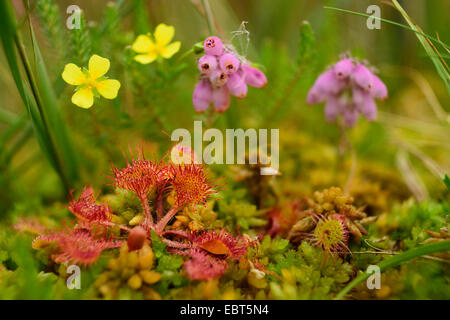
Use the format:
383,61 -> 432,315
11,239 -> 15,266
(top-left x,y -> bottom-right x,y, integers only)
191,229 -> 249,259
14,217 -> 48,235
199,239 -> 231,256
33,228 -> 121,266
170,163 -> 217,207
110,156 -> 162,199
68,186 -> 112,225
183,250 -> 228,280
32,233 -> 60,249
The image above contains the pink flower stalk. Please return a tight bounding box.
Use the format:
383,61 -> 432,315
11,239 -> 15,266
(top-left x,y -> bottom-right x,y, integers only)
307,57 -> 388,128
193,36 -> 267,113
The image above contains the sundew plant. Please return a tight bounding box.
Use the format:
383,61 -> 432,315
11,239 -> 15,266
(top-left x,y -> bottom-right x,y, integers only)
0,0 -> 449,302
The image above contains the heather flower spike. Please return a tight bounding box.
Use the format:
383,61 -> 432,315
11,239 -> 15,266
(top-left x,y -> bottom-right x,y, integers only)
192,79 -> 213,112
193,79 -> 213,112
242,65 -> 267,88
197,55 -> 218,74
307,56 -> 388,127
193,36 -> 267,113
204,36 -> 223,56
219,53 -> 240,74
62,54 -> 121,109
132,23 -> 181,64
227,72 -> 248,98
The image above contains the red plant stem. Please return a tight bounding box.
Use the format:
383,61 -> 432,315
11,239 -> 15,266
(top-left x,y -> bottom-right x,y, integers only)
139,194 -> 153,226
156,205 -> 181,233
162,238 -> 191,249
118,225 -> 131,232
104,221 -> 131,232
163,230 -> 190,238
156,195 -> 164,221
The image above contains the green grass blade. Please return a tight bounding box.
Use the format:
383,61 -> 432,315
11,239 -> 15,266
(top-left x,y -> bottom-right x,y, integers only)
0,108 -> 19,124
334,240 -> 450,299
0,0 -> 70,190
28,16 -> 80,184
0,124 -> 33,165
132,0 -> 151,34
444,174 -> 450,190
391,0 -> 450,93
323,6 -> 450,51
0,1 -> 57,167
324,5 -> 450,93
0,114 -> 27,145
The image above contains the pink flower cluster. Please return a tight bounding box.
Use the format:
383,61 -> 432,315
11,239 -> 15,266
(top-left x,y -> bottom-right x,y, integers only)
307,57 -> 388,127
193,36 -> 267,113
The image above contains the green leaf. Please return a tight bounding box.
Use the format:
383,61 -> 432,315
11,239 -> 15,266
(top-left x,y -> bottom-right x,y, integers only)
297,21 -> 315,66
28,17 -> 80,185
133,0 -> 151,34
156,254 -> 184,273
0,0 -> 61,175
334,240 -> 450,299
391,0 -> 449,93
444,174 -> 450,190
150,230 -> 167,258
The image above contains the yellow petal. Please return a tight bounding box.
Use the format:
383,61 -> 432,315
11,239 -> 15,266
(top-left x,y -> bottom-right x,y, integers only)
62,63 -> 85,85
72,87 -> 94,109
132,35 -> 154,53
96,79 -> 121,99
154,23 -> 175,46
88,54 -> 110,79
134,53 -> 158,64
161,41 -> 181,59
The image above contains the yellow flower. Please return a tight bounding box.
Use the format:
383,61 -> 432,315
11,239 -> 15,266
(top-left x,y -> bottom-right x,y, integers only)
131,23 -> 181,64
62,55 -> 121,109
